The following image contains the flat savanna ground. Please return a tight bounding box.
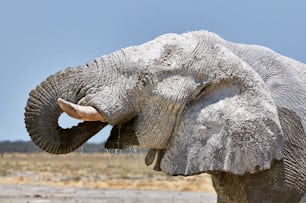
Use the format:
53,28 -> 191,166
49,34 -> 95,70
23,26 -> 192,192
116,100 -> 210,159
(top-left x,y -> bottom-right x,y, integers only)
0,153 -> 216,202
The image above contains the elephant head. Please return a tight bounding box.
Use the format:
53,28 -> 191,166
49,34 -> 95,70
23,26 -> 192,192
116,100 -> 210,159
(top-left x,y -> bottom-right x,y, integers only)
25,31 -> 306,193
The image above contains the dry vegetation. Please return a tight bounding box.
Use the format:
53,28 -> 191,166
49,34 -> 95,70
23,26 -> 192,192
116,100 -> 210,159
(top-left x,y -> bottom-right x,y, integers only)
0,153 -> 215,193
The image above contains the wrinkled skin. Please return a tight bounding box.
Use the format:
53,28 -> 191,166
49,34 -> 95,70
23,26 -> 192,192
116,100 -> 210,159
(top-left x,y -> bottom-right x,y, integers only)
25,31 -> 306,202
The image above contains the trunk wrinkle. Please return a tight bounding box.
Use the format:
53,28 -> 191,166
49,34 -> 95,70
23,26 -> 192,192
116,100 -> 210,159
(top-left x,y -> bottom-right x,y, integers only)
25,66 -> 106,154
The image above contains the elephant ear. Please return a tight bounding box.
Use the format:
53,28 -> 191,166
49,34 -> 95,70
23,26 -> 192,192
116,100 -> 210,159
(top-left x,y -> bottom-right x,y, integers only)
160,43 -> 283,176
278,107 -> 306,194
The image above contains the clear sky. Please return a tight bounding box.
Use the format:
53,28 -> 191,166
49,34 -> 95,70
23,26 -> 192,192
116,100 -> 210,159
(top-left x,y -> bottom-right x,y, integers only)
1,0 -> 305,143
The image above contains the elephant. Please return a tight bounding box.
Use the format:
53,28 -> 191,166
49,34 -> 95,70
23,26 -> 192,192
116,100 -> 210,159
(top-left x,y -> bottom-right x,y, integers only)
25,30 -> 306,203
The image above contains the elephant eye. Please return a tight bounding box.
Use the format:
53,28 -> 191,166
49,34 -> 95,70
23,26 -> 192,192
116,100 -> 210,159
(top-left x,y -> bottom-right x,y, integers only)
138,73 -> 154,87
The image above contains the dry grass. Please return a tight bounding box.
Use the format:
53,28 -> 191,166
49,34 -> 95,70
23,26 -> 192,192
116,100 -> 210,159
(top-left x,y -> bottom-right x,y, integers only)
0,153 -> 215,193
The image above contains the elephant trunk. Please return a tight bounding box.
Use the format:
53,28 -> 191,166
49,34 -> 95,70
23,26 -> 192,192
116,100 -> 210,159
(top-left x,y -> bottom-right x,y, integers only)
24,66 -> 106,154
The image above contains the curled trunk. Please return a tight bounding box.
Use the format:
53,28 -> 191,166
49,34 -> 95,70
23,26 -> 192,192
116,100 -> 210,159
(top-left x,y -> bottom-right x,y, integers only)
24,67 -> 106,154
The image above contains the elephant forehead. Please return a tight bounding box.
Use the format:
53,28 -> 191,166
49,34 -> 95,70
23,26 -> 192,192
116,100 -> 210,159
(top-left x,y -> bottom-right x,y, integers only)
123,33 -> 198,65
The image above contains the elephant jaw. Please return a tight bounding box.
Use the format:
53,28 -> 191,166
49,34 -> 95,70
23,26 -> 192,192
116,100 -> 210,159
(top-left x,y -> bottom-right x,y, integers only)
57,98 -> 106,122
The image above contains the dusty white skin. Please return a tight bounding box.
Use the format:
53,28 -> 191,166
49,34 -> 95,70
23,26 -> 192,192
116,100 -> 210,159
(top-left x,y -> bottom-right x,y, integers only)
25,31 -> 306,195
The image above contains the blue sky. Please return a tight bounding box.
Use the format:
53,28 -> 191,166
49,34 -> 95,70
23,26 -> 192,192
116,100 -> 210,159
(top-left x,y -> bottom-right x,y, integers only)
1,0 -> 305,143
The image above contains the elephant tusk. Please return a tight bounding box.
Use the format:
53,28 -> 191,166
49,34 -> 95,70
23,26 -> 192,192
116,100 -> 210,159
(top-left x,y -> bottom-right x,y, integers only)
57,98 -> 106,122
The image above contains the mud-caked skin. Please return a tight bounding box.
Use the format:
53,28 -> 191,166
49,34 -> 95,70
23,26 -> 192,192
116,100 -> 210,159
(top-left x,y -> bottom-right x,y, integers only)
25,31 -> 306,202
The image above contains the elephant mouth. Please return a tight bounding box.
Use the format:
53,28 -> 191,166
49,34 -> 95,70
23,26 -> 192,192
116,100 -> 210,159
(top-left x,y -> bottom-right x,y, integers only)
104,118 -> 140,149
103,119 -> 166,171
58,98 -> 164,170
104,122 -> 165,171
